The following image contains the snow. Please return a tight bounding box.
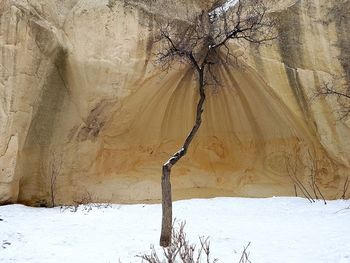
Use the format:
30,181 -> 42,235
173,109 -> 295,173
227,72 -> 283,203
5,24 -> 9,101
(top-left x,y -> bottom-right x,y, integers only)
1,197 -> 350,262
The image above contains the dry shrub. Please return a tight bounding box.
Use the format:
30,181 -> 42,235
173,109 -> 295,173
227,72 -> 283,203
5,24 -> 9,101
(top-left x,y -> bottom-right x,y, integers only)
138,221 -> 251,263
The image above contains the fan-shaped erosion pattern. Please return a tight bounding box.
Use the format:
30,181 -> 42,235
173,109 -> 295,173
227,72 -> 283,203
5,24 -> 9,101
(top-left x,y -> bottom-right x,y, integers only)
0,0 -> 349,205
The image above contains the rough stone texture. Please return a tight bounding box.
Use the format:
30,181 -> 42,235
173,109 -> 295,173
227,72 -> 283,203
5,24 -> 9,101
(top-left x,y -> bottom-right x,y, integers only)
0,0 -> 349,205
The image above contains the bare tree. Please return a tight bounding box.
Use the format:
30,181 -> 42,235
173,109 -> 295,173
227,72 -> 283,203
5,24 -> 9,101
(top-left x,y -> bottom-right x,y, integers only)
286,152 -> 315,204
306,150 -> 327,205
155,0 -> 277,247
48,151 -> 63,207
238,242 -> 252,263
341,177 -> 349,200
285,149 -> 326,204
317,79 -> 350,120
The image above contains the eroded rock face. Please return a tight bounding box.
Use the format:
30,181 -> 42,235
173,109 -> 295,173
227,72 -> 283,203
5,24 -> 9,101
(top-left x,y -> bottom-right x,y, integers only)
0,0 -> 349,205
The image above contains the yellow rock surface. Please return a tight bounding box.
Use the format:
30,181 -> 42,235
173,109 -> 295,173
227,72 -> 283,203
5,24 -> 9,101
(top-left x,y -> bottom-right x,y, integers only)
0,0 -> 349,205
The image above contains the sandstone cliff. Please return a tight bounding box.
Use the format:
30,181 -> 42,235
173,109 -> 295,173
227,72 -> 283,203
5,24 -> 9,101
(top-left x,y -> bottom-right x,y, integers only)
0,0 -> 349,205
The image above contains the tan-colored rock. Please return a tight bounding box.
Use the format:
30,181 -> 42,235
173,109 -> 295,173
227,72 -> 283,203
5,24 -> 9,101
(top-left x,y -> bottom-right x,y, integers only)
0,0 -> 349,205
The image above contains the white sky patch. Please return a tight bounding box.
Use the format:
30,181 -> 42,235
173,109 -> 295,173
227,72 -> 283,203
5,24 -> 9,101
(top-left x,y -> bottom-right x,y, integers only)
222,0 -> 239,11
0,197 -> 350,262
210,0 -> 239,17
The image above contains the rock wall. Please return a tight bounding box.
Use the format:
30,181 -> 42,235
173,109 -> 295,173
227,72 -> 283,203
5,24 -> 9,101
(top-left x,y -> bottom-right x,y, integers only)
0,0 -> 349,205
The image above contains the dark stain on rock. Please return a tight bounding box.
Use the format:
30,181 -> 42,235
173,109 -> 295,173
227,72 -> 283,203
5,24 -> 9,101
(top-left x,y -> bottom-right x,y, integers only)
18,47 -> 68,203
77,100 -> 115,142
276,1 -> 312,121
276,1 -> 304,69
23,48 -> 67,148
329,0 -> 350,84
285,66 -> 311,119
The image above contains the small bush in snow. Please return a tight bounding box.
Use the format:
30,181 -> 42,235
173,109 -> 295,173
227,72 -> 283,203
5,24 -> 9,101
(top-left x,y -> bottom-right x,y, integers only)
138,221 -> 252,263
138,221 -> 218,263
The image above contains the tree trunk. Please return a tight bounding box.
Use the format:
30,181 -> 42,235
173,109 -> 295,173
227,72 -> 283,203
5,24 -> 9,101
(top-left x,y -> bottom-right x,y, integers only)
160,69 -> 206,247
159,163 -> 172,247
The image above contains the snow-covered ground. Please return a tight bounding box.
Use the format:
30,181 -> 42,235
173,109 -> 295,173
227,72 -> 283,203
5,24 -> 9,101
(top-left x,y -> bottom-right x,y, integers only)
1,197 -> 350,263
